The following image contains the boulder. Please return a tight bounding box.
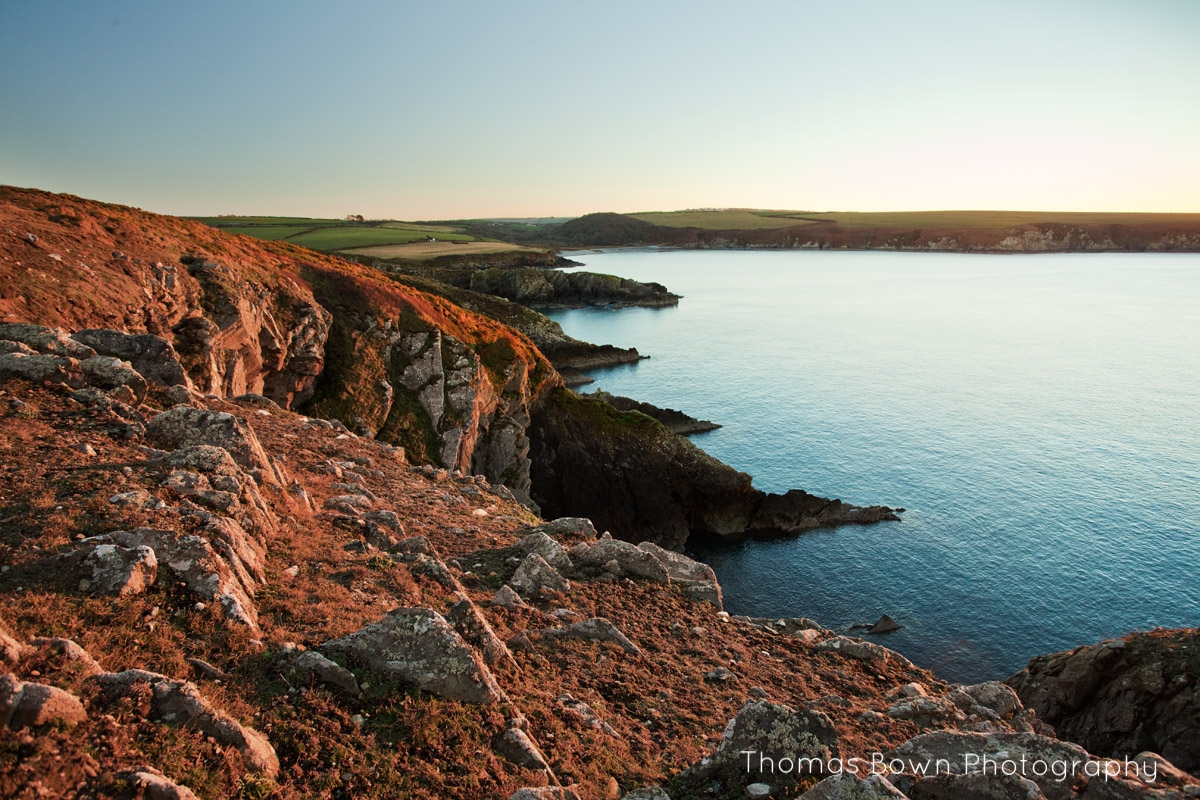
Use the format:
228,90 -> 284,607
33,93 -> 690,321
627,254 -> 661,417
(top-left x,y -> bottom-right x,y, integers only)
491,585 -> 528,610
556,692 -> 618,736
680,700 -> 840,793
0,620 -> 28,667
536,618 -> 641,656
71,329 -> 191,388
93,669 -> 278,776
322,607 -> 502,704
119,769 -> 200,800
572,534 -> 670,583
146,406 -> 273,477
447,599 -> 517,668
0,323 -> 96,359
516,531 -> 573,572
493,727 -> 550,770
908,772 -> 1046,799
510,553 -> 570,596
0,673 -> 88,728
638,541 -> 723,608
0,352 -> 85,388
801,774 -> 909,799
884,731 -> 1090,800
868,615 -> 902,634
886,696 -> 967,727
79,356 -> 149,405
509,789 -> 581,800
83,543 -> 158,597
817,636 -> 913,667
291,650 -> 361,697
622,789 -> 671,800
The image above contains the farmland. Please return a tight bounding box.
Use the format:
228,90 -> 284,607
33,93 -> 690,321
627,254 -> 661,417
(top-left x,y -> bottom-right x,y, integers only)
630,208 -> 1200,231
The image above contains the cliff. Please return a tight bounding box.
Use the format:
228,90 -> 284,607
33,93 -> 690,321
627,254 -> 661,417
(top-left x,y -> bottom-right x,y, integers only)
529,389 -> 899,549
1,190 -> 1195,799
1007,628 -> 1200,774
0,186 -> 558,505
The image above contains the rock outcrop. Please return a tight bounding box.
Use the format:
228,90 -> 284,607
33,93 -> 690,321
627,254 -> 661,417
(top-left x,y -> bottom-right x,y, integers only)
530,389 -> 898,548
1007,629 -> 1200,774
322,607 -> 503,704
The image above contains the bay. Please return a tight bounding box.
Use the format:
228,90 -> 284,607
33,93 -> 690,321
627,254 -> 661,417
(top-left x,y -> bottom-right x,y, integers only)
545,249 -> 1200,682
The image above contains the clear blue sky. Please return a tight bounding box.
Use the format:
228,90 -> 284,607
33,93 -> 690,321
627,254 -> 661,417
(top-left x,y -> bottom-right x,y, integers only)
2,1 -> 1197,218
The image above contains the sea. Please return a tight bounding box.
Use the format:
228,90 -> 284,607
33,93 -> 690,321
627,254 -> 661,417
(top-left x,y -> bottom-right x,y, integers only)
544,248 -> 1200,683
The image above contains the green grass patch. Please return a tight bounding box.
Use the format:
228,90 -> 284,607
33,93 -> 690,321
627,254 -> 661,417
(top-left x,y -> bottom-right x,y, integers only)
191,215 -> 344,227
288,226 -> 475,251
221,225 -> 314,240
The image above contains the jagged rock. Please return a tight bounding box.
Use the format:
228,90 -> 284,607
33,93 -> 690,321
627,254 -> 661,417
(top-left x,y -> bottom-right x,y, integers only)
0,619 -> 28,666
536,617 -> 641,655
892,683 -> 929,699
146,406 -> 273,477
556,692 -> 618,736
516,531 -> 573,571
290,650 -> 361,696
80,356 -> 149,405
0,323 -> 96,359
323,607 -> 502,704
749,488 -> 900,534
83,543 -> 158,596
817,636 -> 913,667
119,769 -> 200,800
622,789 -> 671,800
884,731 -> 1090,800
493,726 -> 550,770
638,541 -> 723,608
886,696 -> 967,727
0,340 -> 35,355
509,789 -> 582,800
109,488 -> 155,507
800,774 -> 909,799
391,535 -> 432,556
571,534 -> 670,583
93,669 -> 278,775
952,681 -> 1023,718
29,638 -> 103,676
908,772 -> 1045,799
868,615 -> 902,634
447,599 -> 517,668
81,526 -> 262,631
510,553 -> 570,596
1007,630 -> 1200,774
0,672 -> 88,728
684,700 -> 840,789
706,667 -> 737,683
0,352 -> 85,387
491,585 -> 528,610
532,517 -> 598,540
72,329 -> 191,389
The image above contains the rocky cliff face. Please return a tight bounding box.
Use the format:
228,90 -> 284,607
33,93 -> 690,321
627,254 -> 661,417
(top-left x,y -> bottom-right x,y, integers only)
0,187 -> 557,503
465,267 -> 679,309
1007,628 -> 1200,774
529,389 -> 899,549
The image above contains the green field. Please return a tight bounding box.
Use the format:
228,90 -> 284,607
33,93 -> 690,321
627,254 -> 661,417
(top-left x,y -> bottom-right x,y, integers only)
285,226 -> 475,251
220,225 -> 315,240
193,215 -> 345,227
631,209 -> 1200,231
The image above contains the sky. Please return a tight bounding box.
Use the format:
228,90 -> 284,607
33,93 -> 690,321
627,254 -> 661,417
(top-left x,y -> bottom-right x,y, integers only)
1,1 -> 1198,219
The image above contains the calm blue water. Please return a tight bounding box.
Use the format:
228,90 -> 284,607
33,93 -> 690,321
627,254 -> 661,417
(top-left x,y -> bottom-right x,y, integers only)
546,249 -> 1200,683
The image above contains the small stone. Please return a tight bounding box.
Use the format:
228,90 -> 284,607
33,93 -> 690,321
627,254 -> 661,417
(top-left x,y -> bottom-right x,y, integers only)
745,784 -> 771,798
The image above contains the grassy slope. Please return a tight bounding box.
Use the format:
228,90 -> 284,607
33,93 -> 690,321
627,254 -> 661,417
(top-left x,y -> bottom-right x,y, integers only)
632,208 -> 1200,230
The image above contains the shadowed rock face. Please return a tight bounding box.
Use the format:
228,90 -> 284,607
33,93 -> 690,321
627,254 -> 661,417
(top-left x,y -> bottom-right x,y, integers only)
529,389 -> 898,548
1007,629 -> 1200,775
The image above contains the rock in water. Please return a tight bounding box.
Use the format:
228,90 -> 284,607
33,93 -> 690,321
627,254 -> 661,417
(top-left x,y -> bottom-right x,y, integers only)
867,614 -> 902,634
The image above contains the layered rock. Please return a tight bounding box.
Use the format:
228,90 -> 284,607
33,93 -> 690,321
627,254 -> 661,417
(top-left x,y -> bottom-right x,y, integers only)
1007,629 -> 1200,774
530,389 -> 898,548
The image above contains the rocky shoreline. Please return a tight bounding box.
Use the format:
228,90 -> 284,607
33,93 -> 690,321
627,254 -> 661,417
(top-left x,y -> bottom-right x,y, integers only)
1,186 -> 1195,799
